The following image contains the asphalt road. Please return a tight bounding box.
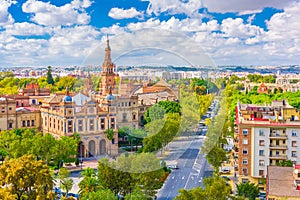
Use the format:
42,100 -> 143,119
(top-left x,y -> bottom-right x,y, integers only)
157,137 -> 213,200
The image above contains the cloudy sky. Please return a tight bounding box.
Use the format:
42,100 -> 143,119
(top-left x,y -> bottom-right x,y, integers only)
0,0 -> 300,67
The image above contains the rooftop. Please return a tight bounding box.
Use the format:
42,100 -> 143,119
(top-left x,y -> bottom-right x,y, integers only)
268,166 -> 300,197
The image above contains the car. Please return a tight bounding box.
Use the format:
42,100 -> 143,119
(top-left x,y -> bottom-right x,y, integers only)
221,176 -> 231,181
168,164 -> 179,170
220,169 -> 231,174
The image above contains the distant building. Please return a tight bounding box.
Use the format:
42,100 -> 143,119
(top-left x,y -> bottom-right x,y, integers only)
0,97 -> 41,131
267,165 -> 300,199
236,100 -> 300,189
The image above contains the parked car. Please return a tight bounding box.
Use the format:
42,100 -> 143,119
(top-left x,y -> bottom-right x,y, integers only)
168,164 -> 179,170
221,176 -> 231,181
220,169 -> 231,174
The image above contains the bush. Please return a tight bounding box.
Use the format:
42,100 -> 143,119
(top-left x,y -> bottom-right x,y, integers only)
75,158 -> 80,166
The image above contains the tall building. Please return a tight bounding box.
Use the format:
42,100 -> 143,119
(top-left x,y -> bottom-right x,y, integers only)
236,100 -> 300,188
99,38 -> 117,98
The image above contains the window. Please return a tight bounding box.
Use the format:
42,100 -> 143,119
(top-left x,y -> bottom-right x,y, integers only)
89,107 -> 94,113
68,110 -> 72,114
242,129 -> 248,135
22,120 -> 26,127
242,149 -> 248,155
32,99 -> 36,105
243,139 -> 248,145
259,160 -> 265,166
259,150 -> 264,156
68,121 -> 73,133
100,118 -> 105,130
292,151 -> 297,157
129,102 -> 131,106
78,120 -> 83,132
27,120 -> 30,127
110,118 -> 115,129
8,122 -> 13,129
242,168 -> 248,175
259,140 -> 265,146
8,107 -> 12,111
292,131 -> 297,137
31,120 -> 34,126
242,159 -> 248,165
89,119 -> 94,131
259,170 -> 264,177
292,141 -> 297,147
259,130 -> 264,136
132,114 -> 136,120
122,113 -> 127,122
1,107 -> 5,113
276,150 -> 280,155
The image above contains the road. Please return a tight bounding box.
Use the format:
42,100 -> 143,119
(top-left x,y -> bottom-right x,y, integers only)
157,136 -> 213,200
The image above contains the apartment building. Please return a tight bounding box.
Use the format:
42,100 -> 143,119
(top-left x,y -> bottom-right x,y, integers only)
236,100 -> 300,188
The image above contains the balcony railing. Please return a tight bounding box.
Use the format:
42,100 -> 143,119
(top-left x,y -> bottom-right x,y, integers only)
269,154 -> 287,159
269,144 -> 287,149
269,133 -> 287,139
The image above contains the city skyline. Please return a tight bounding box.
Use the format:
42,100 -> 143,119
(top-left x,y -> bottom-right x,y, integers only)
0,0 -> 299,67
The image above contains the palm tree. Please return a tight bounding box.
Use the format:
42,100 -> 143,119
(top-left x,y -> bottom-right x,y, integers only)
79,167 -> 99,195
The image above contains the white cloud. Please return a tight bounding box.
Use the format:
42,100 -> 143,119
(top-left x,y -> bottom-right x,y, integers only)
0,0 -> 16,25
108,7 -> 143,19
220,18 -> 264,38
4,22 -> 52,36
100,24 -> 125,35
201,0 -> 295,14
142,0 -> 203,17
22,0 -> 92,26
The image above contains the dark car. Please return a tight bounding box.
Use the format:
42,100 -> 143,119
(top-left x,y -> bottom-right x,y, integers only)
221,176 -> 231,181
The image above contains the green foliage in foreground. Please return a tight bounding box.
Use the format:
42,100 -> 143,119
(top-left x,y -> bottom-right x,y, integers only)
0,128 -> 80,166
236,182 -> 259,200
79,153 -> 165,199
175,176 -> 232,200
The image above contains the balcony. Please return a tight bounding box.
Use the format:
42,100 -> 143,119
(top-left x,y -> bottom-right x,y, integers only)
269,154 -> 287,159
269,133 -> 287,139
269,144 -> 287,149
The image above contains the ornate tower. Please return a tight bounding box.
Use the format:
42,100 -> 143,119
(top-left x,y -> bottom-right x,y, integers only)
99,37 -> 116,96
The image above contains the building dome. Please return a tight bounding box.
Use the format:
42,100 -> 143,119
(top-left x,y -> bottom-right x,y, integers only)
63,95 -> 72,102
105,94 -> 114,101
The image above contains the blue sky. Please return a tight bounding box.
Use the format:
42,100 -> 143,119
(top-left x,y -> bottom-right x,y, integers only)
0,0 -> 299,67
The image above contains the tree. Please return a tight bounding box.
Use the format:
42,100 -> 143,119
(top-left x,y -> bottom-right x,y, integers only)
175,176 -> 232,200
105,128 -> 115,156
58,168 -> 74,196
236,182 -> 259,200
47,66 -> 54,85
0,155 -> 54,200
276,160 -> 294,167
80,189 -> 117,200
124,188 -> 147,200
79,167 -> 99,195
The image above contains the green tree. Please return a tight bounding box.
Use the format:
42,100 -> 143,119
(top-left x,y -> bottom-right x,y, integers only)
124,188 -> 147,200
276,160 -> 294,167
80,189 -> 117,200
0,155 -> 54,200
58,168 -> 74,196
105,129 -> 114,156
79,167 -> 99,195
47,66 -> 55,85
236,182 -> 259,200
175,176 -> 232,200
